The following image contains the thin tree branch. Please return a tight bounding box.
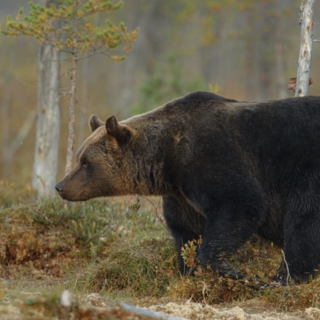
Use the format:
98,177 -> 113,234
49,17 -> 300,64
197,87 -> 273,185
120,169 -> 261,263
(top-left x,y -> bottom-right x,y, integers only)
76,8 -> 95,20
7,110 -> 36,157
14,72 -> 38,88
140,196 -> 169,233
75,47 -> 110,61
59,91 -> 71,99
281,249 -> 291,286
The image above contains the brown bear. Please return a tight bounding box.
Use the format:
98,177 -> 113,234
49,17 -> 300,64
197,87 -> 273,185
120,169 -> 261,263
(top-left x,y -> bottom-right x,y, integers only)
56,91 -> 320,284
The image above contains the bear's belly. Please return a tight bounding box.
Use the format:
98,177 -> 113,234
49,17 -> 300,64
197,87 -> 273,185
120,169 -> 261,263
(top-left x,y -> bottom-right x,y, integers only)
257,206 -> 284,247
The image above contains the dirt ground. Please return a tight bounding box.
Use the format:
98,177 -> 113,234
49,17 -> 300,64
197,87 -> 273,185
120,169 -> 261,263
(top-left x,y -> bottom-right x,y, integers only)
0,290 -> 319,320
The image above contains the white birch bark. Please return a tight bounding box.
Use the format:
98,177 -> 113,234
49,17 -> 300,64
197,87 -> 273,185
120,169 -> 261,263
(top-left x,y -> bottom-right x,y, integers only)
64,0 -> 78,176
32,0 -> 60,197
295,0 -> 315,97
78,59 -> 89,148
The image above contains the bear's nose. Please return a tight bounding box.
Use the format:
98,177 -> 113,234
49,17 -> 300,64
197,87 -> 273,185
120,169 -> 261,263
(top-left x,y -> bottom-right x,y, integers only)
55,182 -> 64,194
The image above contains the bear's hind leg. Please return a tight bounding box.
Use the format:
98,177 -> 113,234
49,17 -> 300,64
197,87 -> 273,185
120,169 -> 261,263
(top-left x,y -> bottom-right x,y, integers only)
197,179 -> 268,281
281,164 -> 320,283
283,211 -> 320,282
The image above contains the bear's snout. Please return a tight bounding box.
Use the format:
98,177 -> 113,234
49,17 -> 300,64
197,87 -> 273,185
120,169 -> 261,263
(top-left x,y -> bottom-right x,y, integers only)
55,181 -> 65,197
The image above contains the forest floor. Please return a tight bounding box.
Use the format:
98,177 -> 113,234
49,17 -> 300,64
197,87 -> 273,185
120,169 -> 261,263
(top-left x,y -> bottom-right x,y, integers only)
1,181 -> 320,320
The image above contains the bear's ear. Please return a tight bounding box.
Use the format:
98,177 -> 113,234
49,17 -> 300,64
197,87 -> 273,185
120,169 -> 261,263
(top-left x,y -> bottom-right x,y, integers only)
89,114 -> 104,132
106,116 -> 132,144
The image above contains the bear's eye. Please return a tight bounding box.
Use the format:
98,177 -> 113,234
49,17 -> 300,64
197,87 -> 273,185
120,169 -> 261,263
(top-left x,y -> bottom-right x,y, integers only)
81,159 -> 89,168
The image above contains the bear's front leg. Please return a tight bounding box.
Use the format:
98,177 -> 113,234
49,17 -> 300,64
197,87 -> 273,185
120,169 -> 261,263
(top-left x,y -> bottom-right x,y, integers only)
198,214 -> 247,280
162,195 -> 205,275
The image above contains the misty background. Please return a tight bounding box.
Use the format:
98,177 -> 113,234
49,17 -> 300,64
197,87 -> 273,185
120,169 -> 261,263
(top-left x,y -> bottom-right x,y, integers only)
1,0 -> 320,184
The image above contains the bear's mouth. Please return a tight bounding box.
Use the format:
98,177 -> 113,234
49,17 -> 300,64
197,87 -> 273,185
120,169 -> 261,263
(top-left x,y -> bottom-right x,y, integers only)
57,189 -> 86,202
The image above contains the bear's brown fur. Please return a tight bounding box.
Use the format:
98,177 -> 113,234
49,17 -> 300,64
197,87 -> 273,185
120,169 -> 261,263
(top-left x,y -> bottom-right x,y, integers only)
56,91 -> 320,284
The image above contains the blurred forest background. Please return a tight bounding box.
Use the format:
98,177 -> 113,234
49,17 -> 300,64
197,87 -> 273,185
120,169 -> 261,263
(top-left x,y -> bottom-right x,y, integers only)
1,0 -> 320,184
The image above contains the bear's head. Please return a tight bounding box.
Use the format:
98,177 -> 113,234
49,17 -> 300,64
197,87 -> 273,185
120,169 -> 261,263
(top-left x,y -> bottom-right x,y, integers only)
55,114 -> 137,201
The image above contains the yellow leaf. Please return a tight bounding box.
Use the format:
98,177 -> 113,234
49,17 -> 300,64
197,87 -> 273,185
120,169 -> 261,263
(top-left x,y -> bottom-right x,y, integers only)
111,55 -> 123,62
208,82 -> 221,94
84,21 -> 93,31
124,45 -> 131,53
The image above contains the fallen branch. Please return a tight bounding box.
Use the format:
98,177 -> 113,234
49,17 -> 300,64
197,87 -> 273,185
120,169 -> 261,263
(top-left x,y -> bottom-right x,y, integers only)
120,303 -> 190,320
281,249 -> 291,286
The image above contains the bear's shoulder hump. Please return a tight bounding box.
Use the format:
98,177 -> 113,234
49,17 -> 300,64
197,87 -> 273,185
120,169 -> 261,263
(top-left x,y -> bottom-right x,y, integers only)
181,91 -> 237,103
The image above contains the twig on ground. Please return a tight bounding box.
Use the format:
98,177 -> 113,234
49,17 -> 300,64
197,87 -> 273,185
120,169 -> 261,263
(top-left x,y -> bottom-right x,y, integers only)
120,303 -> 190,320
281,249 -> 291,286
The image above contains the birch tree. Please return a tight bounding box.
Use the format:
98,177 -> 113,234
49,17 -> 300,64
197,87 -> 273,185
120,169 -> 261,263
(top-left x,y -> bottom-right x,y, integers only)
3,0 -> 138,181
78,58 -> 89,148
32,0 -> 61,197
295,0 -> 315,97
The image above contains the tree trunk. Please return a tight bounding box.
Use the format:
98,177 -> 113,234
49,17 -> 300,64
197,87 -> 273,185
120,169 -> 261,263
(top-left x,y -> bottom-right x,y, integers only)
65,0 -> 78,175
32,0 -> 60,197
65,54 -> 77,175
295,0 -> 315,97
78,58 -> 88,148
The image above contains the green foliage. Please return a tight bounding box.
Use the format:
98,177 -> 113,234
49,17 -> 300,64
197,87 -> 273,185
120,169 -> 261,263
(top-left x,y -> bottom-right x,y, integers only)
1,0 -> 138,62
130,55 -> 205,115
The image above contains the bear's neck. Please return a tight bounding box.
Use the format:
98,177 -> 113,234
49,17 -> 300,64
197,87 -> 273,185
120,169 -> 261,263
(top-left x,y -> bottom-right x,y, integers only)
124,113 -> 182,196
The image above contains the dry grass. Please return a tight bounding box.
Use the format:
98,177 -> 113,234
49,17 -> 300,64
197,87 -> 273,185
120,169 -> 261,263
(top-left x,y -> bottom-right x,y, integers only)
0,292 -> 157,320
83,238 -> 177,297
0,181 -> 36,209
2,182 -> 320,319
